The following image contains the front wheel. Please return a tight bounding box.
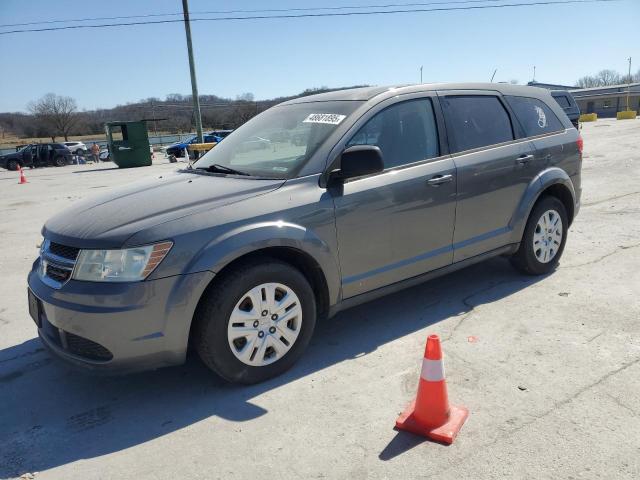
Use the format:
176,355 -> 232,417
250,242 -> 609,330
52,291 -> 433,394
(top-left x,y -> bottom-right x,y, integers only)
511,196 -> 568,275
6,159 -> 19,171
54,156 -> 66,167
194,260 -> 317,384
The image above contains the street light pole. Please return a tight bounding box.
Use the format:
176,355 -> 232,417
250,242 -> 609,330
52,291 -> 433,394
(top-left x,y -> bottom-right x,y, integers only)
626,57 -> 632,111
182,0 -> 203,143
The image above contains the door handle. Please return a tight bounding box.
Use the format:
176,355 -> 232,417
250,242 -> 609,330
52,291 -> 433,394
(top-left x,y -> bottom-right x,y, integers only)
516,154 -> 534,165
427,174 -> 454,186
118,146 -> 132,151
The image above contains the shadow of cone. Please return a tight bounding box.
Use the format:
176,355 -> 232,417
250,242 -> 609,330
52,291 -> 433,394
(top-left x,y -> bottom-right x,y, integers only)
395,334 -> 468,444
18,166 -> 28,184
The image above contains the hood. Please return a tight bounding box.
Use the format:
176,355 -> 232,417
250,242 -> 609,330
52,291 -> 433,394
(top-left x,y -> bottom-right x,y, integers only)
43,170 -> 285,248
2,151 -> 20,160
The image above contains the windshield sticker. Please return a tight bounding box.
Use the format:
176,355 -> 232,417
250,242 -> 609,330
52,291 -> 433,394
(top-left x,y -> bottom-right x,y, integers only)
535,105 -> 547,128
303,113 -> 346,125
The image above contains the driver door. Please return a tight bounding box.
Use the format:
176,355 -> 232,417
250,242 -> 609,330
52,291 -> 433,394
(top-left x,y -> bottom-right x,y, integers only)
332,96 -> 457,298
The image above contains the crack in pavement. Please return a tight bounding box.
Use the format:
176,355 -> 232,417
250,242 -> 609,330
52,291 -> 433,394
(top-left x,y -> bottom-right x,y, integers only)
605,393 -> 639,417
563,242 -> 640,269
442,279 -> 526,342
582,191 -> 640,207
432,355 -> 640,478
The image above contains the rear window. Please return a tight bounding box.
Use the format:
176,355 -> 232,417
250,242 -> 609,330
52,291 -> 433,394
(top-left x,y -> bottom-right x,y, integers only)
441,95 -> 514,153
552,95 -> 571,108
506,96 -> 564,137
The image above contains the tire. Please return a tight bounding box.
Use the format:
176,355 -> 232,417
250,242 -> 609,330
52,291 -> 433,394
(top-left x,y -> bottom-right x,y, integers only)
54,156 -> 65,167
6,159 -> 19,171
193,259 -> 317,384
511,196 -> 568,275
75,149 -> 83,155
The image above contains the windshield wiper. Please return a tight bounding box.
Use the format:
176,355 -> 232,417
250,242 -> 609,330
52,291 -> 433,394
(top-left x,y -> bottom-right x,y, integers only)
196,164 -> 250,176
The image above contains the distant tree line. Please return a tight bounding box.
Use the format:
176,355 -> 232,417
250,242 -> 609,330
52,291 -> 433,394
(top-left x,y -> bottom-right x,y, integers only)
575,68 -> 640,88
0,85 -> 368,143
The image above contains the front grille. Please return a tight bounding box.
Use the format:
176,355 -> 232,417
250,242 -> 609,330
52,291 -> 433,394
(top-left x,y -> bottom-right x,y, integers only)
66,332 -> 113,361
49,242 -> 80,261
46,263 -> 72,283
41,240 -> 77,288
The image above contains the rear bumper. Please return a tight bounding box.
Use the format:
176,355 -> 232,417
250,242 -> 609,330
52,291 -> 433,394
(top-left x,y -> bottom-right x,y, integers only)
27,266 -> 214,374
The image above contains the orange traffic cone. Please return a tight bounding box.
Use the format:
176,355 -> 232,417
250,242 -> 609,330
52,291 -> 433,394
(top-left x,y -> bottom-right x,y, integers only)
395,334 -> 468,444
18,166 -> 28,184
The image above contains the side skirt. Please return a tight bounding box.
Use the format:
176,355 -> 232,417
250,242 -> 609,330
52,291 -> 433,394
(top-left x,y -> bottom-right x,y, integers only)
328,243 -> 519,318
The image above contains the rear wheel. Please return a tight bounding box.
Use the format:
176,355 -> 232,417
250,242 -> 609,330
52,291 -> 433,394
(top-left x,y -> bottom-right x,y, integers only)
511,196 -> 568,275
194,259 -> 316,384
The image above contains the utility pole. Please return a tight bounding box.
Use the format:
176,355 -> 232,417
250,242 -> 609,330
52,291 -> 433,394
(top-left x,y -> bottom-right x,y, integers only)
182,0 -> 203,143
420,66 -> 423,84
626,57 -> 632,111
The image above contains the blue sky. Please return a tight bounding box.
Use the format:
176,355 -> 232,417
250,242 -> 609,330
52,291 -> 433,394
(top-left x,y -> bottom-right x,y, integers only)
0,0 -> 638,112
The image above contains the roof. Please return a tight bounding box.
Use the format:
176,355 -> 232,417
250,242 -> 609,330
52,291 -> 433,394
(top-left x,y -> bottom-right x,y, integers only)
571,82 -> 640,93
280,82 -> 552,105
527,81 -> 578,90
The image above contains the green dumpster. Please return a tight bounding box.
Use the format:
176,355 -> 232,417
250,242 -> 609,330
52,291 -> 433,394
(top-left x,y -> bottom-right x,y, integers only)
105,120 -> 152,168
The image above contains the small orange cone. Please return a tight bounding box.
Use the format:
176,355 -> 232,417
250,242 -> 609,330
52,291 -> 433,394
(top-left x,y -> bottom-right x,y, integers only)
395,334 -> 468,444
18,166 -> 28,184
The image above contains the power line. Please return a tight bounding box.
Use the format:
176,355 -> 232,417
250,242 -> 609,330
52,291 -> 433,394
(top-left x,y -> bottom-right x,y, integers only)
0,0 -> 618,36
0,1 -> 551,28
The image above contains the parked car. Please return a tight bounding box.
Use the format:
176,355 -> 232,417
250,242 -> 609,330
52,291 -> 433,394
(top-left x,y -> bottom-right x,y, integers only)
28,83 -> 582,384
165,131 -> 227,158
551,90 -> 580,128
99,147 -> 110,161
1,143 -> 73,170
63,141 -> 88,155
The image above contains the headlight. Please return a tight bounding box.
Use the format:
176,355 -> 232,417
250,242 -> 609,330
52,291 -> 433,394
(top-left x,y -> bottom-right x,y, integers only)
72,241 -> 173,282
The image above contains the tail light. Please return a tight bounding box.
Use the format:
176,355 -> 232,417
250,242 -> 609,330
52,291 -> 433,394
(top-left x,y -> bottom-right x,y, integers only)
576,135 -> 583,154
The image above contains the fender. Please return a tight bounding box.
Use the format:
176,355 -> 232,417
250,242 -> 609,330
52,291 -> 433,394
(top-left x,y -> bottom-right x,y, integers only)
509,167 -> 576,244
185,221 -> 342,306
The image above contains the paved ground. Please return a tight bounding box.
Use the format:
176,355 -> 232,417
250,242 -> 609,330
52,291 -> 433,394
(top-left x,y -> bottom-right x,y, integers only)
1,121 -> 639,480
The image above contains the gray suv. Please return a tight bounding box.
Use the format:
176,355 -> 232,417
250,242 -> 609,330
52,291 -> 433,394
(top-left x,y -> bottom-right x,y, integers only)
28,83 -> 582,383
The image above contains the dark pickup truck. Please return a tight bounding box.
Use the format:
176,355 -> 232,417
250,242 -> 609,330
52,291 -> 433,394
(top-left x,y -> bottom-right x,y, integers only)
0,143 -> 73,170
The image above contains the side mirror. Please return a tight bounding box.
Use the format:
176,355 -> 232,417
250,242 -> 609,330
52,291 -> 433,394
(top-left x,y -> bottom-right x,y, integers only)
331,145 -> 384,182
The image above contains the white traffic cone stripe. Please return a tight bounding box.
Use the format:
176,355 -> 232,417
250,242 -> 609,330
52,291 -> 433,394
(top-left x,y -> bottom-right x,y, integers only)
421,358 -> 445,382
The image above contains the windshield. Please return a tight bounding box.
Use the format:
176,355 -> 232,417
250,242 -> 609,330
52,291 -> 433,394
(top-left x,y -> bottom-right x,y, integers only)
194,101 -> 362,178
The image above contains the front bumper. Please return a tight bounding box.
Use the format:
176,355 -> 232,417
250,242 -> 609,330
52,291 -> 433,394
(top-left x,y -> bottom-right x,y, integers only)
28,264 -> 214,374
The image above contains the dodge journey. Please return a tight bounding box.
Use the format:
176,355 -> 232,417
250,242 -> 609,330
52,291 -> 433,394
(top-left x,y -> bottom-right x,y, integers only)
28,83 -> 582,383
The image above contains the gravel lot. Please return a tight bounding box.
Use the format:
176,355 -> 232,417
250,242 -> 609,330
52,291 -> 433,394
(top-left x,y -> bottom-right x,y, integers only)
1,120 -> 639,480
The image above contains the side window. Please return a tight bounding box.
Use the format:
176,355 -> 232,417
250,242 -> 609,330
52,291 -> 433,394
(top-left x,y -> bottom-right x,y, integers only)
441,95 -> 514,153
553,95 -> 571,109
110,125 -> 128,142
346,98 -> 439,169
506,96 -> 564,137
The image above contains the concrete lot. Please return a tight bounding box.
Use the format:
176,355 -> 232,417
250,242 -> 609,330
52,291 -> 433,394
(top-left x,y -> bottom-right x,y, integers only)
1,120 -> 639,479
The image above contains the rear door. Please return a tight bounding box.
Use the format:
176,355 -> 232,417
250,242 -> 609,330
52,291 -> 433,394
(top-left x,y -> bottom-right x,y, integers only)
439,91 -> 538,262
505,95 -> 567,172
332,94 -> 457,298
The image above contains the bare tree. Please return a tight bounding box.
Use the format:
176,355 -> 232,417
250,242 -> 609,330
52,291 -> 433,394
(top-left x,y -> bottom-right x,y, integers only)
595,69 -> 621,86
28,93 -> 79,141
